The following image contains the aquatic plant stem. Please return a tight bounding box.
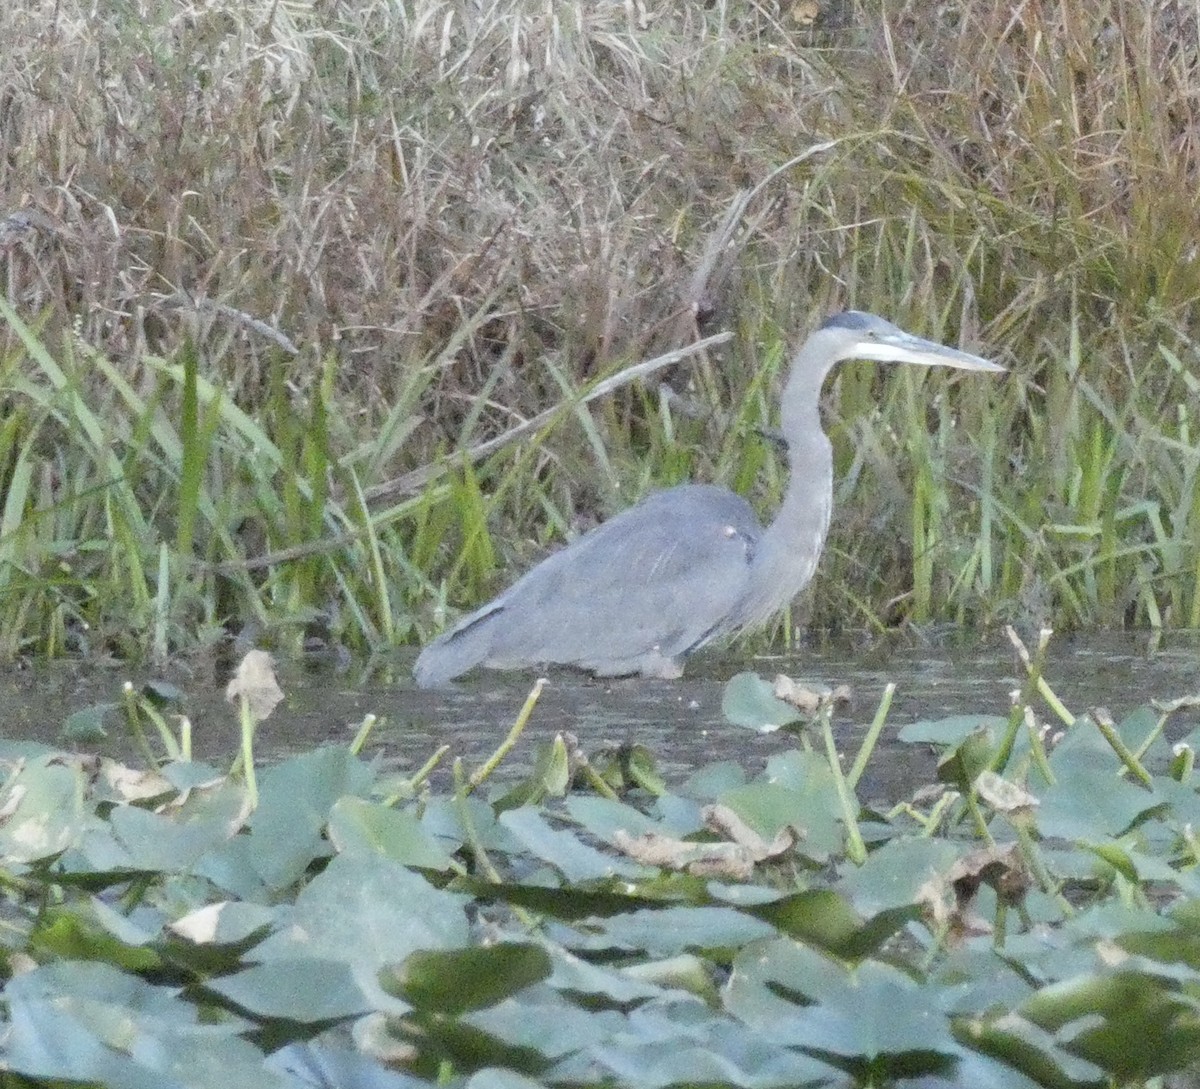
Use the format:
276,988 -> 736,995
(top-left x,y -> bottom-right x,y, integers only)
452,758 -> 504,884
140,699 -> 183,762
994,626 -> 1065,775
847,682 -> 895,791
1035,676 -> 1075,727
1172,743 -> 1195,784
236,695 -> 259,809
120,682 -> 159,767
818,701 -> 867,865
349,713 -> 378,755
1092,708 -> 1154,788
576,760 -> 621,801
404,744 -> 451,795
1013,819 -> 1073,916
921,791 -> 959,837
963,784 -> 996,845
452,759 -> 538,927
888,792 -> 957,834
467,678 -> 546,793
993,901 -> 1008,949
1022,707 -> 1056,787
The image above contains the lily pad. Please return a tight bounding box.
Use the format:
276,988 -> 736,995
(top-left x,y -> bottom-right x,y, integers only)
0,755 -> 91,863
245,746 -> 374,889
498,806 -> 650,882
61,701 -> 116,742
721,672 -> 805,732
383,942 -> 553,1014
251,853 -> 470,970
209,957 -> 372,1022
327,796 -> 456,871
5,960 -> 274,1089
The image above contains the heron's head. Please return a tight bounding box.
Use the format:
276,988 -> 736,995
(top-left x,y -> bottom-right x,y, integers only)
820,311 -> 1004,373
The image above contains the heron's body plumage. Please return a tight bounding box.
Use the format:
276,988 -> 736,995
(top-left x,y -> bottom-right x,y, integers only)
414,312 -> 1002,686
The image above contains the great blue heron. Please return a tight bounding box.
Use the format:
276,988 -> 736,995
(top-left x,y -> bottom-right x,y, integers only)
414,311 -> 1003,687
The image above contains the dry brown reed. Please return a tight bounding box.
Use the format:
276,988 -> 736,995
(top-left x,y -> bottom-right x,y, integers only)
4,0 -> 1200,649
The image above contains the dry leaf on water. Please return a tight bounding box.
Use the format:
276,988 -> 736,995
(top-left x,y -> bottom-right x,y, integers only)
772,675 -> 851,712
225,650 -> 284,722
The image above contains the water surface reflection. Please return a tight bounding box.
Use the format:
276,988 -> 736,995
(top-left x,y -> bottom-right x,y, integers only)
3,632 -> 1198,803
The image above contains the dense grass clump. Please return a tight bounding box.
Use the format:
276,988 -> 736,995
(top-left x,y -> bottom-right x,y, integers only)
2,0 -> 1200,659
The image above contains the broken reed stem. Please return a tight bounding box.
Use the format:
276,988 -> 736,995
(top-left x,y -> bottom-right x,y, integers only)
466,677 -> 547,792
847,681 -> 895,791
818,701 -> 868,866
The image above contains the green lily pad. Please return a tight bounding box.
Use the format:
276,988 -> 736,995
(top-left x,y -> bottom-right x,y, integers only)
109,802 -> 237,871
563,794 -> 670,842
209,957 -> 372,1022
1011,966 -> 1200,1079
141,679 -> 187,707
61,701 -> 116,742
0,755 -> 90,863
464,1070 -> 550,1089
268,1041 -> 428,1088
245,746 -> 374,890
170,900 -> 279,946
382,942 -> 552,1014
837,836 -> 966,914
545,944 -> 669,1003
936,725 -> 997,790
33,906 -> 162,971
750,889 -> 920,960
498,806 -> 649,882
719,751 -> 844,860
899,715 -> 1009,745
584,997 -> 836,1088
570,904 -> 775,956
251,853 -> 470,970
721,672 -> 804,732
1037,767 -> 1163,840
5,960 -> 274,1089
327,796 -> 456,871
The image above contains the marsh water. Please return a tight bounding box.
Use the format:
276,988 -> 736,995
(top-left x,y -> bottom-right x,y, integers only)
3,631 -> 1199,803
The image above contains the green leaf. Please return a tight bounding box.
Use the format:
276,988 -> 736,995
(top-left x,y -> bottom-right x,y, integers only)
0,755 -> 90,863
573,905 -> 775,956
250,853 -> 470,970
750,890 -> 920,960
837,836 -> 965,914
170,901 -> 279,947
937,725 -> 997,790
589,996 -> 836,1088
1037,767 -> 1162,839
720,752 -> 844,861
956,1010 -> 1106,1088
5,961 -> 275,1089
61,702 -> 114,742
33,909 -> 162,972
498,807 -> 649,883
383,943 -> 552,1014
209,957 -> 372,1022
245,746 -> 374,889
1020,967 -> 1200,1078
898,715 -> 1009,745
327,797 -> 456,871
721,672 -> 804,732
109,803 -> 237,871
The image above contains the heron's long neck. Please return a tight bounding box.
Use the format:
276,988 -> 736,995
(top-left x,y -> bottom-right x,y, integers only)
730,348 -> 837,632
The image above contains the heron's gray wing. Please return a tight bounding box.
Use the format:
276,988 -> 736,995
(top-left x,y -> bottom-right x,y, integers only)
414,484 -> 761,684
483,484 -> 761,672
